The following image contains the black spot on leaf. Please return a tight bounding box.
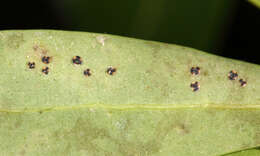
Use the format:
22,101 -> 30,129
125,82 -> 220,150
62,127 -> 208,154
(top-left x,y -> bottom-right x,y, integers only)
27,62 -> 35,69
239,79 -> 247,87
42,67 -> 49,75
190,81 -> 200,92
72,56 -> 82,65
190,67 -> 200,75
42,56 -> 51,64
228,70 -> 238,80
107,67 -> 116,75
84,69 -> 91,77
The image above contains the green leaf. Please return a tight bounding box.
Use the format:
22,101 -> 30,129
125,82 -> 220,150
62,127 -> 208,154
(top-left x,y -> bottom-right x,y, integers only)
0,30 -> 259,156
222,148 -> 260,156
248,0 -> 260,8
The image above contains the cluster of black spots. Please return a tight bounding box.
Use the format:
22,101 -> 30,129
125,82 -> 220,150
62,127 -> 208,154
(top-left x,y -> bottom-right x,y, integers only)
81,67 -> 117,77
42,56 -> 51,64
72,56 -> 82,65
27,53 -> 52,74
83,69 -> 91,77
190,81 -> 200,92
228,70 -> 247,87
228,70 -> 238,80
71,56 -> 118,77
190,66 -> 201,92
190,66 -> 200,75
42,67 -> 49,75
28,62 -> 35,69
41,56 -> 51,75
239,79 -> 247,87
107,66 -> 117,75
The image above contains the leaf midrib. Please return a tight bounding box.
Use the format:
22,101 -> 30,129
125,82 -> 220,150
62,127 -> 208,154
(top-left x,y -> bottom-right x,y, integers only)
1,103 -> 260,113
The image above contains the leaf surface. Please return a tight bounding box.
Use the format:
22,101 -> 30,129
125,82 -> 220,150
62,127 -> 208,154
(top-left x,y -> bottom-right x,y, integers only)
0,30 -> 260,156
223,148 -> 260,156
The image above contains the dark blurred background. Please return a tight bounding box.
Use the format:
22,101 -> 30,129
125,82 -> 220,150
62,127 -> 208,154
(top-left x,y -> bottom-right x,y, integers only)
0,0 -> 259,64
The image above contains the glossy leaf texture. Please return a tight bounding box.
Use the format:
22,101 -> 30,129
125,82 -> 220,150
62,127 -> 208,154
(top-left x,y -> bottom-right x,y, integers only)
0,30 -> 260,156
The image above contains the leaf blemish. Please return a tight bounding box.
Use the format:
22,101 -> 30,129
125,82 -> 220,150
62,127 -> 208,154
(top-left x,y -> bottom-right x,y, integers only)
228,70 -> 238,80
7,33 -> 24,49
239,79 -> 247,87
42,67 -> 49,75
190,81 -> 200,92
72,56 -> 82,65
96,35 -> 106,46
27,62 -> 35,69
42,56 -> 51,64
83,69 -> 91,77
107,66 -> 117,75
190,66 -> 200,75
175,123 -> 189,134
33,45 -> 48,56
33,45 -> 38,51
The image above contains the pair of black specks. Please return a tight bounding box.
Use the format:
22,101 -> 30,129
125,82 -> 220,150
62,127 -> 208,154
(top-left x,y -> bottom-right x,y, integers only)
41,56 -> 51,75
72,56 -> 91,77
27,55 -> 51,75
190,66 -> 200,92
228,70 -> 247,87
72,56 -> 117,77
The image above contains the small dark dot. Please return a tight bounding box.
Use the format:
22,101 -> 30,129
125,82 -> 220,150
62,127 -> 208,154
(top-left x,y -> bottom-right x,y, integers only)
190,66 -> 200,75
28,62 -> 35,69
42,67 -> 49,75
239,79 -> 247,87
42,56 -> 51,64
190,81 -> 200,92
107,67 -> 117,75
84,69 -> 91,77
228,70 -> 238,80
72,56 -> 82,65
